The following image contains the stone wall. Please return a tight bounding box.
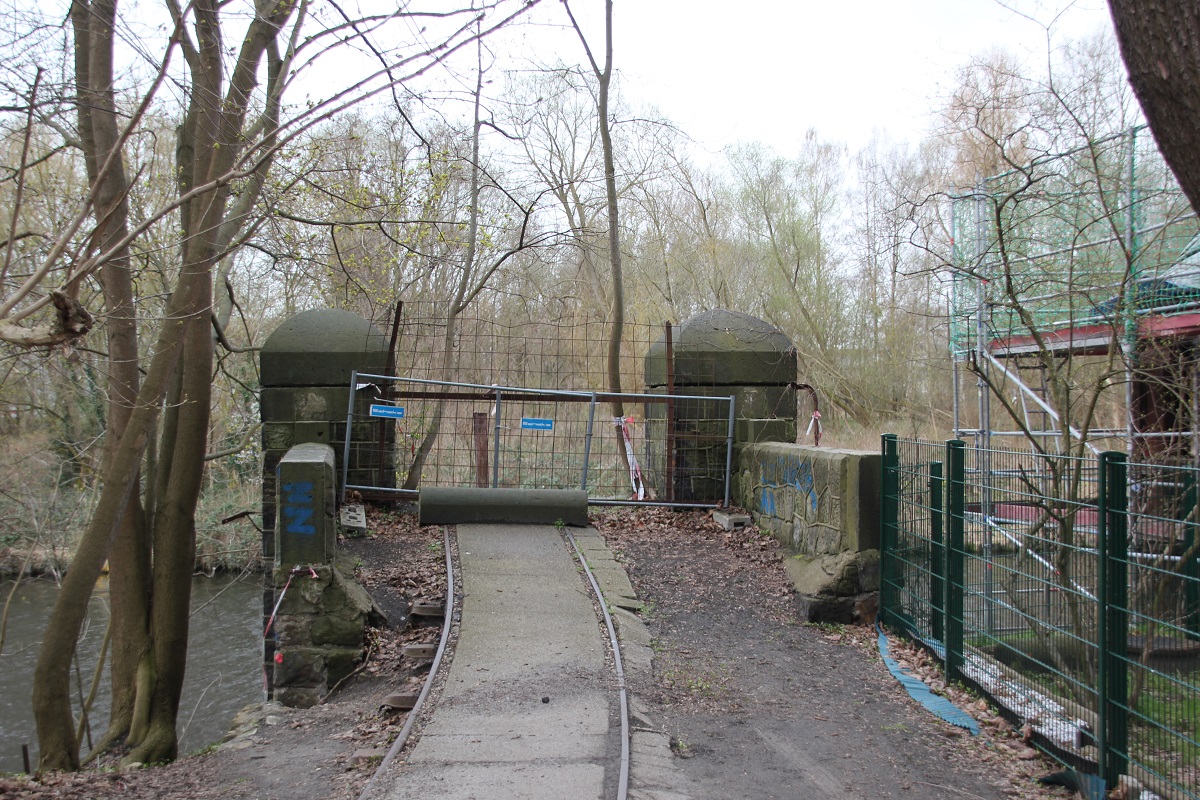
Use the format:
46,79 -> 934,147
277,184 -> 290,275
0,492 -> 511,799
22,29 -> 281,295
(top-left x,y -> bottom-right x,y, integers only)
271,560 -> 376,708
734,443 -> 881,623
736,443 -> 879,554
269,443 -> 375,707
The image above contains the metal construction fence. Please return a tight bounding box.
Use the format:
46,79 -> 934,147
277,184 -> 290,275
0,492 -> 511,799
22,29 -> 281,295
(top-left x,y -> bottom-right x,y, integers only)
881,435 -> 1200,797
340,373 -> 735,507
950,125 -> 1198,361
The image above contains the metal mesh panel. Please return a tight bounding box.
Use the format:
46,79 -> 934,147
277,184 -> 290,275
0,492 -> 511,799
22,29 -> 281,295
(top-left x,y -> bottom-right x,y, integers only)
950,127 -> 1199,360
376,301 -> 672,395
343,376 -> 734,505
883,437 -> 1200,796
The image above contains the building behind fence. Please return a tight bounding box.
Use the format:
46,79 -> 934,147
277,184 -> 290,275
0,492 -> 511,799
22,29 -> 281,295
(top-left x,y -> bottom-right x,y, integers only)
950,125 -> 1200,466
880,434 -> 1200,797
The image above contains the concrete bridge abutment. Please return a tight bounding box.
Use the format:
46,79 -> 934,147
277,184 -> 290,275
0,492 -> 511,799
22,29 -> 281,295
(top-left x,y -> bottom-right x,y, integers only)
259,309 -> 389,705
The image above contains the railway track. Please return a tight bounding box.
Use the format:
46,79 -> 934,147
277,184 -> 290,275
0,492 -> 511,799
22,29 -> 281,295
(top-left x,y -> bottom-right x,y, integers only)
357,523 -> 636,800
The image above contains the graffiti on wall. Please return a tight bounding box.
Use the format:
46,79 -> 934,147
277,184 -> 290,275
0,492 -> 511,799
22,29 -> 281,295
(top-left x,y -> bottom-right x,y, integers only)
282,481 -> 316,535
757,456 -> 817,518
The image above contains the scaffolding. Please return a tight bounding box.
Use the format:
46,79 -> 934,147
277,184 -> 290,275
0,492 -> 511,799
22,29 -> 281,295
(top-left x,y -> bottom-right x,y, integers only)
950,125 -> 1200,465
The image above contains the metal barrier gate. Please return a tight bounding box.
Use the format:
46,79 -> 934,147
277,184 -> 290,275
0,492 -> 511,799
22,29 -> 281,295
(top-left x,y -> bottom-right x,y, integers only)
340,373 -> 735,507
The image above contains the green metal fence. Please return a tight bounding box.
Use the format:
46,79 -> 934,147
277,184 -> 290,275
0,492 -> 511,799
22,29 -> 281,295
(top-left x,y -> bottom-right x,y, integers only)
881,434 -> 1200,797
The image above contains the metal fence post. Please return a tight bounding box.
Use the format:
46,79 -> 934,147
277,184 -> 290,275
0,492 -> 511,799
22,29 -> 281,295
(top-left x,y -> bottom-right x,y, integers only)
340,370 -> 358,504
723,396 -> 736,508
930,461 -> 945,644
1187,528 -> 1200,643
1098,450 -> 1130,787
491,390 -> 503,489
581,393 -> 597,491
946,439 -> 966,684
1183,472 -> 1200,642
473,411 -> 490,488
880,434 -> 900,628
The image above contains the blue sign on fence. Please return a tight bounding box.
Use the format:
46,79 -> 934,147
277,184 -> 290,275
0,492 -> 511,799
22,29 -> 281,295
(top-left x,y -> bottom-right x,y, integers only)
369,404 -> 406,419
520,417 -> 554,431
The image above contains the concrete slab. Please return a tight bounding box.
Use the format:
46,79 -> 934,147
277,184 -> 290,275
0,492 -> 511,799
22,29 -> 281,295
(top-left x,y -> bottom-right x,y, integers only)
391,761 -> 606,800
712,510 -> 751,531
418,690 -> 610,738
339,503 -> 367,532
587,565 -> 639,603
378,524 -> 615,800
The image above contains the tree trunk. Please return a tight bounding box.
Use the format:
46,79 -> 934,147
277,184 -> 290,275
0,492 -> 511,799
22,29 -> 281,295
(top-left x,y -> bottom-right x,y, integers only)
404,41 -> 484,491
595,0 -> 625,424
566,0 -> 628,478
34,0 -> 246,761
32,280 -> 198,770
1108,2 -> 1200,214
70,0 -> 151,754
128,303 -> 210,764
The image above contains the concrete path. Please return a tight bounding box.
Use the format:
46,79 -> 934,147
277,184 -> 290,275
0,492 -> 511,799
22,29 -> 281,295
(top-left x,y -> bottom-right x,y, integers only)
376,524 -> 618,800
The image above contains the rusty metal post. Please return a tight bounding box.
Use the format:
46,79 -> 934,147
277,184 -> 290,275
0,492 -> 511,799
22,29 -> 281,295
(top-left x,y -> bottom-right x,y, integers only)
665,321 -> 676,502
473,411 -> 489,488
374,300 -> 403,486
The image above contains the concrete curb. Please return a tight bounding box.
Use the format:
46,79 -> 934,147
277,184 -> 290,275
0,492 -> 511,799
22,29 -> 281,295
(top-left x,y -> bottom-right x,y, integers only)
568,529 -> 692,800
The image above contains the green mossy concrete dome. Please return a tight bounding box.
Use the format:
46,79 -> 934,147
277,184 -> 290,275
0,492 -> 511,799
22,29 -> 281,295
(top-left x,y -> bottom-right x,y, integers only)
646,309 -> 796,387
261,308 -> 388,387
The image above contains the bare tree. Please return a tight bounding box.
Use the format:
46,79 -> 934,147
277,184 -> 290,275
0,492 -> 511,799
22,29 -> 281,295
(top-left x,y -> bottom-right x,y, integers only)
563,0 -> 627,431
5,0 -> 541,770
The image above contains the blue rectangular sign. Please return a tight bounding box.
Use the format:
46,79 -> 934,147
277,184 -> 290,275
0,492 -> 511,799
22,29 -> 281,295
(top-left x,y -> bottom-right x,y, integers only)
369,404 -> 406,419
520,417 -> 554,431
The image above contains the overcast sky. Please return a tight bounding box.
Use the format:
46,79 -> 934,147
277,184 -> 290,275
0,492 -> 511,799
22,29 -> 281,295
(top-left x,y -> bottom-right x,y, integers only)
512,0 -> 1118,157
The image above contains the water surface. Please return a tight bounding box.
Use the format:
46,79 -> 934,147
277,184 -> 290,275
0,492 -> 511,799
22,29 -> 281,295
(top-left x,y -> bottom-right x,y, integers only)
0,574 -> 262,774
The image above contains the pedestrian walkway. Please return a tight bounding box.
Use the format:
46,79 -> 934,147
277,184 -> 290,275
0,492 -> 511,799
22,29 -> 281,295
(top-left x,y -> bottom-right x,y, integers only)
376,524 -> 617,800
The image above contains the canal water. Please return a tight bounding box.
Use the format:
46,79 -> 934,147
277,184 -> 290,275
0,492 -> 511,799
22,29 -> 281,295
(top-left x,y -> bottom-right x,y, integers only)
0,574 -> 263,774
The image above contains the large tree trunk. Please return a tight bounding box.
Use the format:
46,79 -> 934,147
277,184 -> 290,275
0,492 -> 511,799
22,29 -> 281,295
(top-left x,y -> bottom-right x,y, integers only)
70,0 -> 151,755
1107,2 -> 1200,214
128,304 -> 210,764
35,0 -> 295,769
32,273 -> 202,770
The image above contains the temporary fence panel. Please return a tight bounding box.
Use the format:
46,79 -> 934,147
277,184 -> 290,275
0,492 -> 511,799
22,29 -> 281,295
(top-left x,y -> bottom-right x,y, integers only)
881,435 -> 1200,797
341,373 -> 734,507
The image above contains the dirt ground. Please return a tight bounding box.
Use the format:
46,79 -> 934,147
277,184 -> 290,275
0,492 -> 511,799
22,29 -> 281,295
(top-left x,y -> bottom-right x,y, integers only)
591,508 -> 1073,800
0,508 -> 1074,800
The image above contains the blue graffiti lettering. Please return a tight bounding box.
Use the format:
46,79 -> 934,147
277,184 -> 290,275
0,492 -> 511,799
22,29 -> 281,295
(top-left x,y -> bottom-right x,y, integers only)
760,487 -> 777,516
283,481 -> 313,504
285,505 -> 315,534
758,456 -> 817,515
282,481 -> 316,534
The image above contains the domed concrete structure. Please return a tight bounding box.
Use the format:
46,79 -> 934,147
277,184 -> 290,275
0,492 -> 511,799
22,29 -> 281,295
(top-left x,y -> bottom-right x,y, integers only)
644,309 -> 798,502
260,308 -> 388,387
646,308 -> 796,388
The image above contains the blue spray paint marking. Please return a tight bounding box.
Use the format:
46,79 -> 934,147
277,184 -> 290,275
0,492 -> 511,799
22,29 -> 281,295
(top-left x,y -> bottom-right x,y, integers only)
758,456 -> 818,516
282,481 -> 316,535
761,487 -> 777,516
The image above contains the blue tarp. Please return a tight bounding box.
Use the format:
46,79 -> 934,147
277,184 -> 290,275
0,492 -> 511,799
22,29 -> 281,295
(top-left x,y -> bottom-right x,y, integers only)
876,624 -> 980,735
